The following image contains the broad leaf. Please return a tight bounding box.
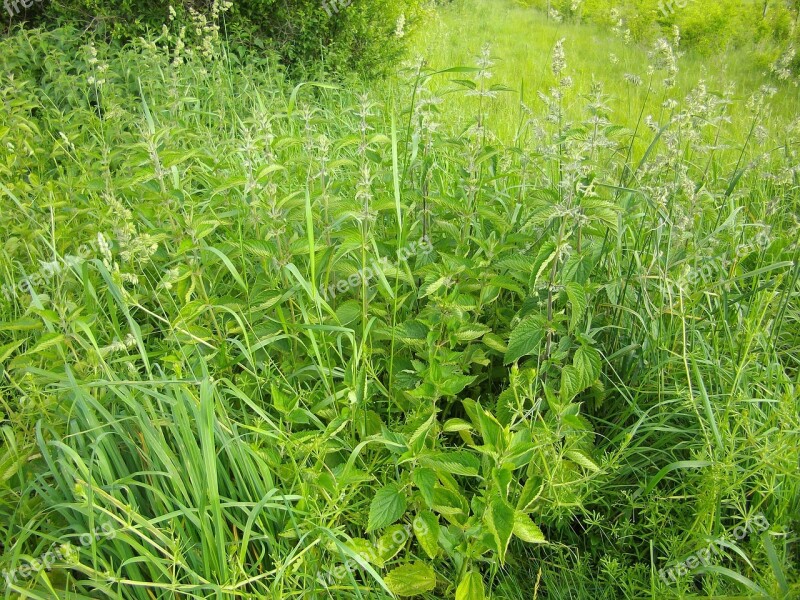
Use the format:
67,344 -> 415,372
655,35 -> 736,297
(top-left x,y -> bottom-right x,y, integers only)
565,282 -> 587,332
573,344 -> 601,390
504,314 -> 546,364
565,449 -> 601,473
456,570 -> 486,600
413,467 -> 437,507
377,525 -> 408,562
559,364 -> 582,401
384,562 -> 437,596
413,510 -> 440,559
420,451 -> 481,477
485,497 -> 514,563
513,511 -> 547,544
368,483 -> 407,532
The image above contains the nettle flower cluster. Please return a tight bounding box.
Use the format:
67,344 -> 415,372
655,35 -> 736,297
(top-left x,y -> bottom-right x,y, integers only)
162,0 -> 234,66
771,43 -> 798,85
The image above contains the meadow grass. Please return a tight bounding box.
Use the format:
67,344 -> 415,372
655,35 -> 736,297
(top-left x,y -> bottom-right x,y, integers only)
415,0 -> 799,142
0,4 -> 798,599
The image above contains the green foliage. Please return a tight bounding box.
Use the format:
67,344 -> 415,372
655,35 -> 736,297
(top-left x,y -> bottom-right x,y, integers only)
11,0 -> 425,76
232,0 -> 426,76
524,0 -> 800,75
0,6 -> 799,600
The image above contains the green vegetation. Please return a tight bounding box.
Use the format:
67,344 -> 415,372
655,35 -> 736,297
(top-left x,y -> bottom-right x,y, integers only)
526,0 -> 799,66
0,0 -> 798,599
4,0 -> 425,75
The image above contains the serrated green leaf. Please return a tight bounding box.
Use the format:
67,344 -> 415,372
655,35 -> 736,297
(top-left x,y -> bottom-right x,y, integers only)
559,364 -> 582,401
533,242 -> 559,285
377,525 -> 408,562
574,344 -> 601,390
442,418 -> 472,432
346,537 -> 383,567
29,332 -> 65,354
455,325 -> 492,342
565,449 -> 601,473
482,332 -> 508,353
384,562 -> 437,596
485,497 -> 514,563
456,570 -> 486,600
504,314 -> 546,364
368,483 -> 407,532
565,282 -> 587,331
413,511 -> 440,559
0,339 -> 26,364
420,451 -> 481,477
513,511 -> 547,544
413,467 -> 437,507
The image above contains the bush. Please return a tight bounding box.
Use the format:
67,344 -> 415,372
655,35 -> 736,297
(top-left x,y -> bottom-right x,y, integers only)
230,0 -> 425,76
8,0 -> 426,76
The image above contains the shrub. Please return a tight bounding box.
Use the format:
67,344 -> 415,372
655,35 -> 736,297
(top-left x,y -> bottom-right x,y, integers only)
230,0 -> 425,76
7,0 -> 426,76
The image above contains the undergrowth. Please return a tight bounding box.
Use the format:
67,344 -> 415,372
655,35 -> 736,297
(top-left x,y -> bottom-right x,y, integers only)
0,16 -> 798,600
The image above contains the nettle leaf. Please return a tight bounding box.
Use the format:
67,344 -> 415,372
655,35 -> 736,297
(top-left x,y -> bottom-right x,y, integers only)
413,467 -> 437,507
456,570 -> 486,600
581,196 -> 619,234
454,323 -> 492,342
384,562 -> 437,596
413,510 -> 441,559
431,487 -> 469,521
563,249 -> 596,284
513,511 -> 547,544
476,406 -> 504,449
438,373 -> 476,397
485,497 -> 514,563
421,275 -> 450,297
409,410 -> 437,454
565,282 -> 587,332
517,475 -> 544,511
420,451 -> 481,477
347,537 -> 383,567
367,483 -> 407,532
559,364 -> 582,402
442,418 -> 472,433
504,314 -> 547,364
532,241 -> 559,285
565,449 -> 601,473
377,525 -> 408,562
573,344 -> 601,390
482,332 -> 508,353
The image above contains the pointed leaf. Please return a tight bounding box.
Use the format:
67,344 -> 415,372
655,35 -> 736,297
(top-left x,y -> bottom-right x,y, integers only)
420,451 -> 480,477
485,497 -> 514,563
504,314 -> 546,364
513,512 -> 547,544
413,511 -> 440,559
456,570 -> 486,600
368,483 -> 407,532
565,282 -> 587,331
413,468 -> 437,507
574,344 -> 601,390
384,562 -> 437,596
565,449 -> 601,473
